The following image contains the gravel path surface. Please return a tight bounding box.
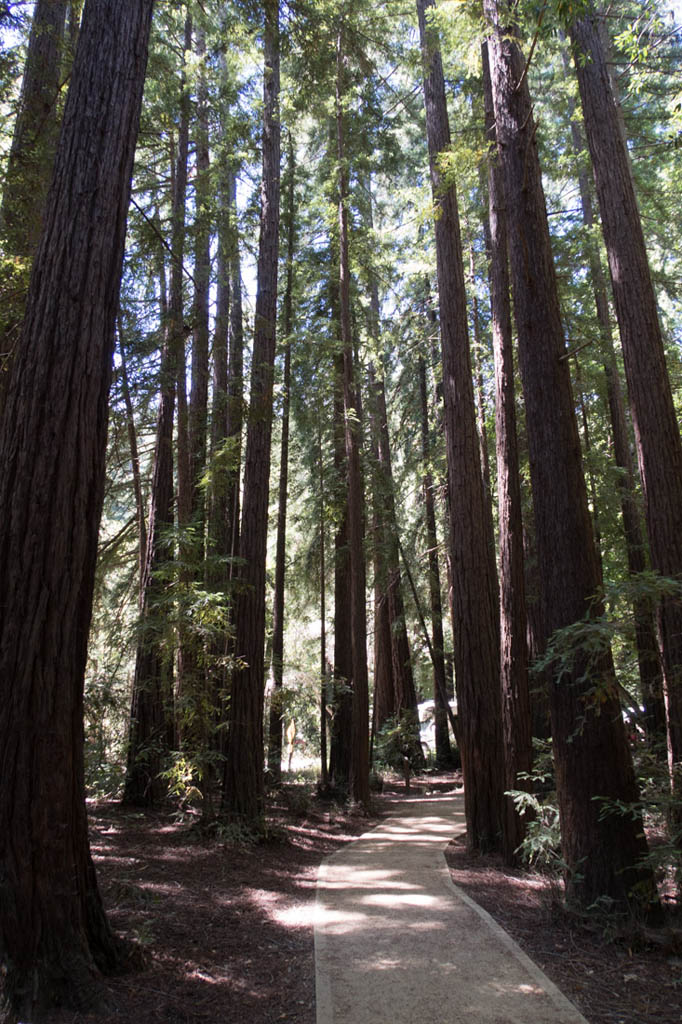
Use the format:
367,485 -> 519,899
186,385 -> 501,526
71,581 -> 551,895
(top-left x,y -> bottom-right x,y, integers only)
314,791 -> 588,1024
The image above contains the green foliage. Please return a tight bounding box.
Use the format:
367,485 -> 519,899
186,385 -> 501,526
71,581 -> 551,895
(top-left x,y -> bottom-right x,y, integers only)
374,711 -> 423,771
509,740 -> 563,872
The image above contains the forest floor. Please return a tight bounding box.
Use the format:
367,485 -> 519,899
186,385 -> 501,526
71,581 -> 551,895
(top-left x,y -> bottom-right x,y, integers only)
43,771 -> 681,1024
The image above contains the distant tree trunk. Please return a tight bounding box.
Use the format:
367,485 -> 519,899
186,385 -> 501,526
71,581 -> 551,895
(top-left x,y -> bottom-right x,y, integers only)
337,28 -> 370,808
170,11 -> 194,750
226,166 -> 244,572
117,320 -> 147,583
0,1 -> 154,1015
319,415 -> 330,788
569,11 -> 680,766
369,360 -> 421,742
485,0 -> 656,911
481,41 -> 532,862
329,346 -> 353,791
0,0 -> 68,257
417,351 -> 452,765
0,0 -> 69,403
268,135 -> 296,784
189,23 -> 211,550
417,0 -> 505,851
221,0 -> 280,824
123,238 -> 175,807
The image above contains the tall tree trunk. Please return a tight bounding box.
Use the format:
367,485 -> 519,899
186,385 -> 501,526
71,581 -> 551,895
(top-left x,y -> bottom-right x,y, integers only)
481,41 -> 532,862
189,22 -> 211,550
268,135 -> 296,783
221,0 -> 280,824
319,414 -> 330,788
0,0 -> 69,404
0,1 -> 154,1014
336,28 -> 370,808
417,351 -> 452,765
369,361 -> 421,741
226,166 -> 244,573
329,346 -> 353,792
569,12 -> 678,760
170,11 -> 194,751
484,0 -> 656,911
117,319 -> 147,584
0,0 -> 68,257
417,0 -> 505,851
123,140 -> 186,804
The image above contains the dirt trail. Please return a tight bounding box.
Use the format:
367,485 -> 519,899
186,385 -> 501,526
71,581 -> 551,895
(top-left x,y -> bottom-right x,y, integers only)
314,791 -> 588,1024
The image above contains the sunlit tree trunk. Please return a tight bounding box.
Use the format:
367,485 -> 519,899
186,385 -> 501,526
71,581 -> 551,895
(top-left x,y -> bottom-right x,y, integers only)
417,0 -> 504,851
485,0 -> 656,910
569,10 -> 680,768
222,0 -> 280,824
482,41 -> 532,862
336,27 -> 369,806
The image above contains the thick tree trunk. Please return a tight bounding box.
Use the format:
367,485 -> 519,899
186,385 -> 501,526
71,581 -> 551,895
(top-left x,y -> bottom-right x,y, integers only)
268,136 -> 296,784
0,1 -> 154,1015
481,41 -> 532,862
336,31 -> 369,807
569,11 -> 680,764
485,0 -> 656,911
222,0 -> 280,824
417,0 -> 505,852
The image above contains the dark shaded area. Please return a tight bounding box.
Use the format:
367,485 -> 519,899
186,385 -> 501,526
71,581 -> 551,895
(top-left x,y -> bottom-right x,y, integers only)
447,838 -> 682,1024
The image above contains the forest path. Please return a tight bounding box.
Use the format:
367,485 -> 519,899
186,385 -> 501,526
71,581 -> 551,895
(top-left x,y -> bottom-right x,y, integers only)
314,790 -> 588,1024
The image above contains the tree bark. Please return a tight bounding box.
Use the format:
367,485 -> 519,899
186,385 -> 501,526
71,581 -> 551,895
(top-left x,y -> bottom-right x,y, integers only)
329,346 -> 353,792
481,40 -> 532,862
336,28 -> 370,807
222,0 -> 280,824
417,351 -> 452,765
0,0 -> 68,258
0,0 -> 69,405
0,0 -> 154,1014
417,0 -> 505,852
268,135 -> 296,784
485,0 -> 656,911
569,10 -> 681,768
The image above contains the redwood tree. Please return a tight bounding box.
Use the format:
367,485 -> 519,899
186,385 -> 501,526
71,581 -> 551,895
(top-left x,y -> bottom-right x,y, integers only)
569,7 -> 682,783
417,0 -> 505,851
221,0 -> 280,824
0,0 -> 155,1014
484,0 -> 656,910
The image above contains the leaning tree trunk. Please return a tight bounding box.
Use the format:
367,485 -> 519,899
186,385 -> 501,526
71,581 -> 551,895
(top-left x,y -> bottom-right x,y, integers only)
0,1 -> 154,1016
482,40 -> 532,863
222,0 -> 280,825
417,0 -> 505,852
484,0 -> 656,911
569,9 -> 682,777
